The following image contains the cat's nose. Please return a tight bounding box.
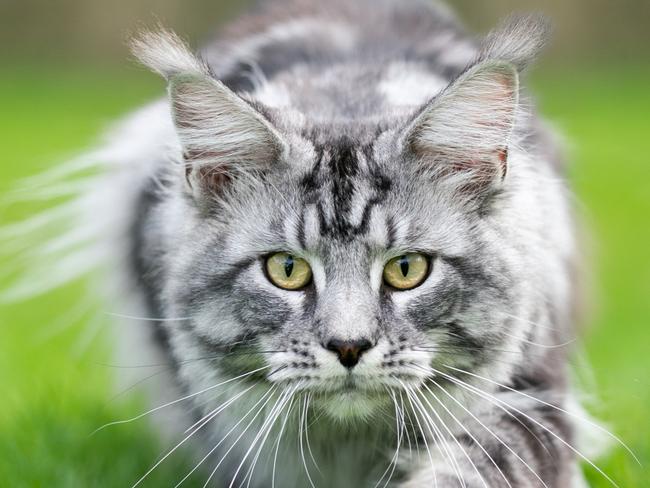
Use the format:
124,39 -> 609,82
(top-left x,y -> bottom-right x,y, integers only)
325,338 -> 373,369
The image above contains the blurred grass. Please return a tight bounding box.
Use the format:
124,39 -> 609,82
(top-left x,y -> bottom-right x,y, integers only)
0,64 -> 648,486
531,67 -> 650,484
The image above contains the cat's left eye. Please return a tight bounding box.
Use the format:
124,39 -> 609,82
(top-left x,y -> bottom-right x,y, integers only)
383,253 -> 430,290
265,252 -> 312,290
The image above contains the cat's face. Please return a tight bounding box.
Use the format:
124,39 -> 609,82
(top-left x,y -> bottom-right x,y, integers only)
165,131 -> 518,420
138,35 -> 526,420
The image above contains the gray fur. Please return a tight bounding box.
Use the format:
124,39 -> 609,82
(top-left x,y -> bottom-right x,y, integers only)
13,0 -> 596,486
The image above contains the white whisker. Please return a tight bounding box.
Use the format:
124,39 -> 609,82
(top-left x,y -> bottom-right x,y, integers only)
184,383 -> 252,435
423,367 -> 545,488
298,392 -> 317,488
174,386 -> 276,487
93,365 -> 271,435
445,364 -> 641,466
436,367 -> 618,488
303,393 -> 321,476
417,386 -> 486,488
201,386 -> 279,488
429,374 -> 554,461
499,329 -> 576,349
422,379 -> 513,488
374,390 -> 403,488
132,384 -> 255,488
271,394 -> 296,488
241,387 -> 297,488
399,390 -> 416,458
231,387 -> 293,488
399,380 -> 438,488
105,312 -> 191,322
421,382 -> 488,488
405,384 -> 464,488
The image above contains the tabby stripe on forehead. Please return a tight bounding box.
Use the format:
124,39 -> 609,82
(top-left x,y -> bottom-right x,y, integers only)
385,214 -> 397,249
302,139 -> 392,241
296,209 -> 306,250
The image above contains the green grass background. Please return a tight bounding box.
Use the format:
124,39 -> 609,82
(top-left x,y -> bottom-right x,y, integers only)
0,65 -> 648,486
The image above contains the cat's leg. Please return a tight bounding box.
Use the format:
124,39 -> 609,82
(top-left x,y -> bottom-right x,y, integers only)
400,389 -> 577,488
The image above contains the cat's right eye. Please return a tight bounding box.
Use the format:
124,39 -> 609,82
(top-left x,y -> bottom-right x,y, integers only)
265,252 -> 312,290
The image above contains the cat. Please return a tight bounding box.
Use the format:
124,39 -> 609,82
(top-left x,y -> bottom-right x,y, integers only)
8,0 -> 609,486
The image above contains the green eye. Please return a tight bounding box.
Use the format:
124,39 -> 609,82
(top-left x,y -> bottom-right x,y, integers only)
266,252 -> 312,290
383,253 -> 429,290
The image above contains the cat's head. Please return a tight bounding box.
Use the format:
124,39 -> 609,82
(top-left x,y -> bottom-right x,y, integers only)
133,18 -> 553,420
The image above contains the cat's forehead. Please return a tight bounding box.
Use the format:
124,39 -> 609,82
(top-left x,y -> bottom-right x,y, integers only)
271,130 -> 469,255
296,134 -> 393,245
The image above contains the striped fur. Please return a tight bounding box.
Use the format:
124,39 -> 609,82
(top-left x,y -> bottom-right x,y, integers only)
6,0 -> 605,486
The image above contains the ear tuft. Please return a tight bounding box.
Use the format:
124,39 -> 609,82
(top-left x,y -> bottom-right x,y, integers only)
402,60 -> 519,195
169,75 -> 285,170
401,14 -> 550,195
477,13 -> 551,71
130,27 -> 287,200
406,60 -> 518,162
130,28 -> 209,80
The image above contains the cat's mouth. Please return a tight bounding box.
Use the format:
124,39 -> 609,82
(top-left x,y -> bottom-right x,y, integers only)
317,374 -> 409,399
327,378 -> 367,396
310,378 -> 392,420
286,370 -> 424,394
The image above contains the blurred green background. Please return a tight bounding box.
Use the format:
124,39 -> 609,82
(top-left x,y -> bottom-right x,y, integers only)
0,0 -> 648,486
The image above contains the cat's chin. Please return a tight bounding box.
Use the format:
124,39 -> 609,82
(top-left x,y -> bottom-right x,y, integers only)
313,387 -> 389,422
319,393 -> 380,421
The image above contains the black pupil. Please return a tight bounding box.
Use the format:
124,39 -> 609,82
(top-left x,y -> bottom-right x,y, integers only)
398,256 -> 409,277
284,255 -> 294,277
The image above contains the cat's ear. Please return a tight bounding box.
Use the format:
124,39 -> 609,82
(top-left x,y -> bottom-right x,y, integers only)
401,14 -> 549,194
131,29 -> 286,196
402,60 -> 518,188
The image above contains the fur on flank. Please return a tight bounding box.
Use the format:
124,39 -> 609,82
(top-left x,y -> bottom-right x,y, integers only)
4,0 -> 626,487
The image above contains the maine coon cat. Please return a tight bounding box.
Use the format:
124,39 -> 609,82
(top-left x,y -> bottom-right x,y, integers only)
9,0 -> 621,486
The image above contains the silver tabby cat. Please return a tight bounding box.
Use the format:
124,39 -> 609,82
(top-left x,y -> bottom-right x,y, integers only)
29,0 -> 597,486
